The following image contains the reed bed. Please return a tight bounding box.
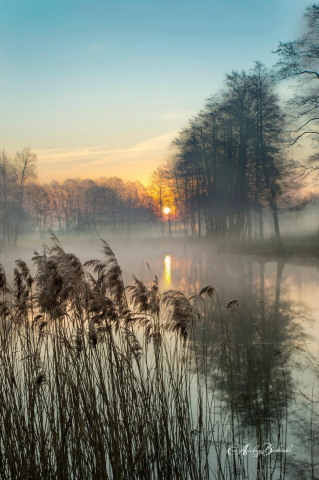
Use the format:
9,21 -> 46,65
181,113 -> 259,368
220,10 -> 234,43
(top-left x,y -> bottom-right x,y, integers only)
0,234 -> 311,479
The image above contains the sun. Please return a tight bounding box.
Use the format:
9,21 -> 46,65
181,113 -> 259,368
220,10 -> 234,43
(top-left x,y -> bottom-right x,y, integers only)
163,207 -> 171,215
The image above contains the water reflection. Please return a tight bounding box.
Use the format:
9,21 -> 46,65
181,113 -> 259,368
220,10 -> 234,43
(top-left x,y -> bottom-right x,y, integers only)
178,251 -> 319,479
164,255 -> 171,288
122,241 -> 319,478
1,239 -> 318,478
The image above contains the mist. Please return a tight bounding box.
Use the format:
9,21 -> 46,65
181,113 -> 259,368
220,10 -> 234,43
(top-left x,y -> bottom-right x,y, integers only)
1,1 -> 319,478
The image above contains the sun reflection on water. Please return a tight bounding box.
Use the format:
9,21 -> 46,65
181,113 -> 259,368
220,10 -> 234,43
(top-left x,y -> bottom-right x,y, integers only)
164,255 -> 171,288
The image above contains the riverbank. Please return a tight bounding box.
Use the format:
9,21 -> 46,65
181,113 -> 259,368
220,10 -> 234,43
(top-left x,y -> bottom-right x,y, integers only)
221,235 -> 319,263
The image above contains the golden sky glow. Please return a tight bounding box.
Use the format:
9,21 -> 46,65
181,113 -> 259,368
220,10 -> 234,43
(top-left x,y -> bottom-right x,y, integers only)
1,0 -> 313,189
34,132 -> 177,186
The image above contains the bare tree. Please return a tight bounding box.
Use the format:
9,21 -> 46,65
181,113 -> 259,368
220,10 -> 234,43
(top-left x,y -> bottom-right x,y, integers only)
14,148 -> 37,244
148,167 -> 173,236
166,63 -> 294,248
275,4 -> 319,147
0,150 -> 17,245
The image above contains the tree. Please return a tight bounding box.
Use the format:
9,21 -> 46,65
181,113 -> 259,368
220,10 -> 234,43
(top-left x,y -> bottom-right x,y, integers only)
249,62 -> 288,249
275,4 -> 319,234
14,148 -> 37,244
0,150 -> 17,244
29,183 -> 51,238
148,167 -> 173,236
275,4 -> 319,146
166,63 -> 293,248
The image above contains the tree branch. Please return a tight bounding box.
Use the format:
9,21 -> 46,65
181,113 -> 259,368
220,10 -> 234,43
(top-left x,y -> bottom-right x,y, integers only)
294,117 -> 319,132
290,131 -> 319,145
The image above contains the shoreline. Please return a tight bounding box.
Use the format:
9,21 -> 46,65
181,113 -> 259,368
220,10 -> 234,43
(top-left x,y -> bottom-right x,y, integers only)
1,234 -> 319,267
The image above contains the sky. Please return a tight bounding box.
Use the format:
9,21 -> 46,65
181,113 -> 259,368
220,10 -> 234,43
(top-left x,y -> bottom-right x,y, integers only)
0,0 -> 312,185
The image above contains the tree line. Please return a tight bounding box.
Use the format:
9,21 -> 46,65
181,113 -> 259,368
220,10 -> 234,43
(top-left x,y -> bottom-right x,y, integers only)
0,150 -> 161,244
152,63 -> 294,248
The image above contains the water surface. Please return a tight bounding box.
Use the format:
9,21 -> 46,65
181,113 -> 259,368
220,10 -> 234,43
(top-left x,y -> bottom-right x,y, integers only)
1,237 -> 318,478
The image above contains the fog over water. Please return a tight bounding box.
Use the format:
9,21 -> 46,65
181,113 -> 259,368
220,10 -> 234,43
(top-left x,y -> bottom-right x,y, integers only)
2,235 -> 319,365
2,236 -> 319,335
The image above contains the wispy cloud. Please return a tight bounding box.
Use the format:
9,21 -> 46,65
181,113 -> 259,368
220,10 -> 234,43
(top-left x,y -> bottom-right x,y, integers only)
161,110 -> 197,121
36,132 -> 177,185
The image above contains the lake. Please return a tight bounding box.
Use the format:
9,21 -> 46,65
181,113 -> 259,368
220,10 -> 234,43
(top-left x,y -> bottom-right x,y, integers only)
1,236 -> 318,479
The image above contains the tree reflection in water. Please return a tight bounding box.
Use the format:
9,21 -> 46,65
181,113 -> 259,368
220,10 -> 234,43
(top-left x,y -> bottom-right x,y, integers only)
158,244 -> 318,479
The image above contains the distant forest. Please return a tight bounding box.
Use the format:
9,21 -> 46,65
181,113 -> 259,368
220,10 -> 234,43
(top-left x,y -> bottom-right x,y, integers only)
1,4 -> 319,245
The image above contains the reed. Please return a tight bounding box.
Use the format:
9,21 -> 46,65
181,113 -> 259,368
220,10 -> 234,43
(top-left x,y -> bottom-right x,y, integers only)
0,235 -> 315,479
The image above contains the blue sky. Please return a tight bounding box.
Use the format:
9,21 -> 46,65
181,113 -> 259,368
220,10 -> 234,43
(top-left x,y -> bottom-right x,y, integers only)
0,0 -> 311,183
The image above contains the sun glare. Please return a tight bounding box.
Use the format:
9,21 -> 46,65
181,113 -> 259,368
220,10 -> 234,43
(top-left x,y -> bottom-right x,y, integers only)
164,255 -> 171,288
163,207 -> 171,215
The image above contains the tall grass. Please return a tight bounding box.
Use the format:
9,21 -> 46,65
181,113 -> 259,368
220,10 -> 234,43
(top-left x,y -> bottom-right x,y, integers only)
0,234 -> 313,479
